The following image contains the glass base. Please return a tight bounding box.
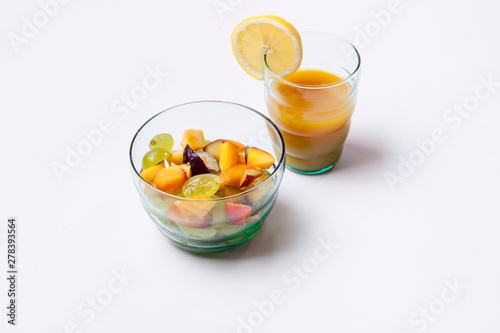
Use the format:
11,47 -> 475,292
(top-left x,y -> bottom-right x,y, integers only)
285,146 -> 343,175
164,223 -> 263,253
286,163 -> 336,175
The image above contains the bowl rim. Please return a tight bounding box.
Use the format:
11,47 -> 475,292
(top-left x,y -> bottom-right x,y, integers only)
129,100 -> 286,201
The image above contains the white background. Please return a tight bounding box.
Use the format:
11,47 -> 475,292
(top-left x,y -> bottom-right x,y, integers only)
1,0 -> 500,332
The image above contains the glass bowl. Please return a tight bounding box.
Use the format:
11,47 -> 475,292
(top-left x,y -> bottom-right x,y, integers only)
129,101 -> 286,253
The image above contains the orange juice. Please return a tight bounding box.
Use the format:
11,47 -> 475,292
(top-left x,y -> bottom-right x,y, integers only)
265,69 -> 356,173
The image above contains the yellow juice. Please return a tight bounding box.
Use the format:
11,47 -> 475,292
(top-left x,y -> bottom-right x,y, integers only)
265,69 -> 355,172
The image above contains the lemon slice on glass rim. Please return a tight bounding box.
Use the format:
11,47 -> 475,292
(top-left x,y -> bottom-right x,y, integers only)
231,15 -> 302,80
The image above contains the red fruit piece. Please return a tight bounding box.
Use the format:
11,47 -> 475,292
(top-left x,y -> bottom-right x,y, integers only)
239,168 -> 263,187
225,203 -> 252,225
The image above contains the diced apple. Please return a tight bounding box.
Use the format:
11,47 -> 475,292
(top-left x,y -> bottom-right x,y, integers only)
239,168 -> 263,187
153,165 -> 188,195
167,201 -> 212,229
167,149 -> 184,165
140,161 -> 165,185
180,129 -> 205,151
246,147 -> 275,170
203,139 -> 223,162
219,164 -> 248,190
225,203 -> 252,225
245,170 -> 275,203
219,141 -> 241,171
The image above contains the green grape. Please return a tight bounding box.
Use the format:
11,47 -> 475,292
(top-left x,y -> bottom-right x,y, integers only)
182,174 -> 221,197
149,133 -> 174,151
142,148 -> 172,170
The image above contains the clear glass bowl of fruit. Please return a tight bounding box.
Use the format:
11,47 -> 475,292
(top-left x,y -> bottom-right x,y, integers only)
129,101 -> 286,252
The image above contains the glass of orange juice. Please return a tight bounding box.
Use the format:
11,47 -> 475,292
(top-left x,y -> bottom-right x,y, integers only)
264,32 -> 361,174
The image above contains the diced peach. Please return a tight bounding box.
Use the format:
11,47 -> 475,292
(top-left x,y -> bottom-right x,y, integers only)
181,129 -> 205,151
167,201 -> 212,228
167,149 -> 184,165
219,164 -> 248,190
225,203 -> 252,225
140,161 -> 165,185
246,147 -> 275,170
221,140 -> 246,163
239,168 -> 263,187
219,141 -> 241,171
180,163 -> 192,178
153,165 -> 188,195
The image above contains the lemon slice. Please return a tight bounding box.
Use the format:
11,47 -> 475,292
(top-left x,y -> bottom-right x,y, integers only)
231,15 -> 302,80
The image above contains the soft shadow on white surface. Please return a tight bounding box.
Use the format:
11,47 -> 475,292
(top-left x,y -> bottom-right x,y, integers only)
334,140 -> 385,172
165,199 -> 301,260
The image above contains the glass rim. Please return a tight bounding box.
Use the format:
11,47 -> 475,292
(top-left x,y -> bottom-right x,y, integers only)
129,100 -> 286,202
264,31 -> 361,90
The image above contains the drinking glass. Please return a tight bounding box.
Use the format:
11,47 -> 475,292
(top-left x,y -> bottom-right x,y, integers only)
264,31 -> 361,174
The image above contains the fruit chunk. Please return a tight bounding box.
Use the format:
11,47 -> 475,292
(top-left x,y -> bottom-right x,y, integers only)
181,129 -> 205,151
222,139 -> 245,150
240,168 -> 263,187
167,200 -> 213,229
153,165 -> 188,195
245,170 -> 274,203
197,151 -> 219,172
183,145 -> 209,175
149,133 -> 174,151
225,203 -> 252,225
182,174 -> 221,197
219,164 -> 248,189
223,185 -> 242,197
204,139 -> 223,161
231,15 -> 303,80
179,163 -> 192,178
142,148 -> 172,170
167,149 -> 184,165
140,161 -> 165,185
246,147 -> 275,169
219,141 -> 241,171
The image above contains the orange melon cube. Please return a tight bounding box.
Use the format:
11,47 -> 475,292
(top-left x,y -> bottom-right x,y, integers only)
167,149 -> 184,165
140,161 -> 165,185
219,141 -> 241,171
180,129 -> 205,151
246,147 -> 275,170
219,164 -> 248,189
153,165 -> 188,195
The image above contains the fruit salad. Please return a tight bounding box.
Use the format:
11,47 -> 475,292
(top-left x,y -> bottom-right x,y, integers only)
138,129 -> 277,240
